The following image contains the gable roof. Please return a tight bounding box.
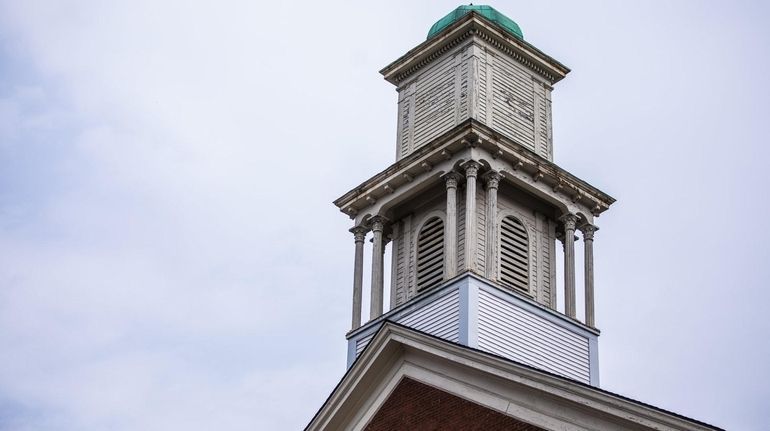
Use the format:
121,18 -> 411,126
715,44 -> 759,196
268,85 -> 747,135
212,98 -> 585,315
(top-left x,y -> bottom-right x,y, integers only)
306,322 -> 723,431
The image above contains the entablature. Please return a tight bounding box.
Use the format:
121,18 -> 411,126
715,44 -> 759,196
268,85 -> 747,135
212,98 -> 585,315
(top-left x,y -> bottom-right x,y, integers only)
380,12 -> 570,86
333,119 -> 616,227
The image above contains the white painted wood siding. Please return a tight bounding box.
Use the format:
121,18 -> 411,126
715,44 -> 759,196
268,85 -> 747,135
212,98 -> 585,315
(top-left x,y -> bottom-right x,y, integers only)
354,289 -> 460,358
477,289 -> 590,383
355,332 -> 376,356
399,289 -> 460,342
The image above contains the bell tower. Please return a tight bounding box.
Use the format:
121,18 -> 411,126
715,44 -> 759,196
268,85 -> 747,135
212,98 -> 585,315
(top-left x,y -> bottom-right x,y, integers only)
335,5 -> 615,386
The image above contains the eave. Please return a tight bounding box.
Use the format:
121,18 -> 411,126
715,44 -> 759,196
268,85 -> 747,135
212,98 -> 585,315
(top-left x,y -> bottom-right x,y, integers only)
333,119 -> 616,223
306,322 -> 723,431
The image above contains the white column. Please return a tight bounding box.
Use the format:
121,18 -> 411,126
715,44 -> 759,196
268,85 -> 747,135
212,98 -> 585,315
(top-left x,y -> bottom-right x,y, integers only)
350,226 -> 367,329
561,214 -> 578,319
463,161 -> 481,272
389,223 -> 400,310
581,224 -> 598,327
369,216 -> 386,319
444,172 -> 462,278
483,171 -> 501,279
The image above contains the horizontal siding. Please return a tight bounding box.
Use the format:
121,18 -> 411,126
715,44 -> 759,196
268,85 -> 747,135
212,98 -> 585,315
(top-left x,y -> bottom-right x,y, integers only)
399,289 -> 460,342
477,289 -> 590,383
355,332 -> 375,356
353,289 -> 461,359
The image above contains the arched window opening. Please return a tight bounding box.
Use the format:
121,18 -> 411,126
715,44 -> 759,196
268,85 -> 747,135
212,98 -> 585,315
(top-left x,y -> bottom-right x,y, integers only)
499,216 -> 529,292
416,217 -> 445,292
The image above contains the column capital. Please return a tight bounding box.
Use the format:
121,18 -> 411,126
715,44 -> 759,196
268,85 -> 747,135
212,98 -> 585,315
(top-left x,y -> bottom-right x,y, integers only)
443,171 -> 463,189
482,170 -> 501,189
559,213 -> 578,230
349,226 -> 367,242
580,224 -> 598,240
462,160 -> 482,178
369,216 -> 388,232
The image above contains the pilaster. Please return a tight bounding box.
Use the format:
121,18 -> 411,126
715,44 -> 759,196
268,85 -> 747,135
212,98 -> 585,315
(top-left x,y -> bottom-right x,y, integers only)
482,171 -> 501,280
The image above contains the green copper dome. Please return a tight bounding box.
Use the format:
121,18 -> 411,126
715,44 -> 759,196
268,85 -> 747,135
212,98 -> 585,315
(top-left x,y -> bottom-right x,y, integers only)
427,5 -> 523,40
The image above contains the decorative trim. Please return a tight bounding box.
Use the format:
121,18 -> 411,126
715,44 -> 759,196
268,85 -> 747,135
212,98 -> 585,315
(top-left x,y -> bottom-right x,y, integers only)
476,31 -> 558,83
393,30 -> 474,83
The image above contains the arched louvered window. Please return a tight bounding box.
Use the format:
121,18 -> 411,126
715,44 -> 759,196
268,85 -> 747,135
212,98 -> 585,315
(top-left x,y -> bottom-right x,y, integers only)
416,216 -> 445,292
499,216 -> 529,292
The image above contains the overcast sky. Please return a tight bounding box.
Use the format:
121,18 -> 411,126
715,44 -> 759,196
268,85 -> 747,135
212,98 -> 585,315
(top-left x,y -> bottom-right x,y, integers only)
0,1 -> 768,430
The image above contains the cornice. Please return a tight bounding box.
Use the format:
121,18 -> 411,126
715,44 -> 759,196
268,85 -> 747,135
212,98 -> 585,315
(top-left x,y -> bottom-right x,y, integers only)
333,119 -> 616,219
380,12 -> 570,86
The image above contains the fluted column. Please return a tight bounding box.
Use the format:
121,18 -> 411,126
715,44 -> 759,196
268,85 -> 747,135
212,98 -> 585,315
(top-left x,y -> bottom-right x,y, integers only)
350,226 -> 367,329
444,172 -> 462,278
463,161 -> 481,272
369,216 -> 386,319
581,224 -> 598,327
561,214 -> 578,319
483,171 -> 501,279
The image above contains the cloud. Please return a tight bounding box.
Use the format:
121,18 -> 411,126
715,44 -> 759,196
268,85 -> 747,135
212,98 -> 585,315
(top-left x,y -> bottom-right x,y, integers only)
0,1 -> 768,430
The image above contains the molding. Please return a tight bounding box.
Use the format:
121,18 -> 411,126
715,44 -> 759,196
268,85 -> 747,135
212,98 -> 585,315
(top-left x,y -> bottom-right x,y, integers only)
380,13 -> 570,86
309,322 -> 723,431
333,120 -> 615,224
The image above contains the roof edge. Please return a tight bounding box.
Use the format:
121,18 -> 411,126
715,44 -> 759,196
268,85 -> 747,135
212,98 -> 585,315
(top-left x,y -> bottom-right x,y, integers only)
380,12 -> 569,86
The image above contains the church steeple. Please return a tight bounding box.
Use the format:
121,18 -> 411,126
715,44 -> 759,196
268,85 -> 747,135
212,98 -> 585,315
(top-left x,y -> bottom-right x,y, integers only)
335,6 -> 614,386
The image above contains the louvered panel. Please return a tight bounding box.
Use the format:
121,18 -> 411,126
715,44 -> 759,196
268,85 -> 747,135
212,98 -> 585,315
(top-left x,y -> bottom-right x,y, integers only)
490,56 -> 536,152
412,56 -> 456,150
478,56 -> 487,121
477,289 -> 590,383
399,99 -> 411,157
458,59 -> 469,119
416,218 -> 445,292
500,216 -> 529,292
535,83 -> 549,159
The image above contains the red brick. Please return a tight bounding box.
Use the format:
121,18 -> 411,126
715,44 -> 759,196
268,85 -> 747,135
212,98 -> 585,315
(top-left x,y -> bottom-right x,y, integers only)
364,378 -> 543,431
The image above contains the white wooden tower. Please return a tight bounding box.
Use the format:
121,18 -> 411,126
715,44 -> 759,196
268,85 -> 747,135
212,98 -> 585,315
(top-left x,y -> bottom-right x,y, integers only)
334,5 -> 615,387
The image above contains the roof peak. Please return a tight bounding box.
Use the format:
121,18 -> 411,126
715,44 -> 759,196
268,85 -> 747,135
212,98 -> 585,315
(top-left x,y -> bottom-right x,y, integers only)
427,4 -> 524,40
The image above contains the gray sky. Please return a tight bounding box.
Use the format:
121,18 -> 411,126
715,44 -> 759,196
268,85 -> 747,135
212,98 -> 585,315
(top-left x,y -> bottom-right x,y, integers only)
0,1 -> 768,430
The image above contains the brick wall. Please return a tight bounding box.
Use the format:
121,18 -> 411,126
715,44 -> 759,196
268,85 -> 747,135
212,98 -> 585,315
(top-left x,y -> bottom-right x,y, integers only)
364,377 -> 543,431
